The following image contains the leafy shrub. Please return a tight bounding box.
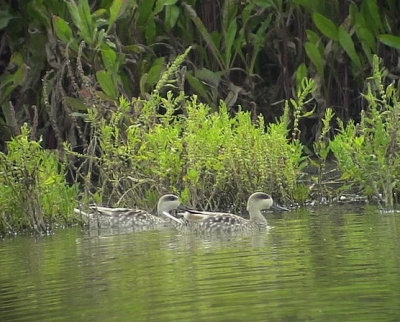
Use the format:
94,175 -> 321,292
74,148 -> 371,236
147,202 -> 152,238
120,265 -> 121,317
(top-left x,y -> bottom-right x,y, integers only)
182,98 -> 306,210
69,50 -> 311,212
80,93 -> 307,212
330,56 -> 400,207
0,125 -> 79,235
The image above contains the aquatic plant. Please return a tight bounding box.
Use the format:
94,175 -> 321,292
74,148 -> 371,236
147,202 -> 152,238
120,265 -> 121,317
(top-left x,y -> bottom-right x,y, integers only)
312,107 -> 335,198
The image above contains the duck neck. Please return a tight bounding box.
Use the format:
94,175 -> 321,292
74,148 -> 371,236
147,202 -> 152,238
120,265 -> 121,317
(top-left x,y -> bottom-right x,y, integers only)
157,203 -> 166,216
158,203 -> 177,216
248,207 -> 268,226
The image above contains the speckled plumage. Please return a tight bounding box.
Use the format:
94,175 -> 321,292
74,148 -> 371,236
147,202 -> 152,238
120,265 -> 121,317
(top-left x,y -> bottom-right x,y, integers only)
75,194 -> 181,230
164,192 -> 275,234
87,207 -> 165,229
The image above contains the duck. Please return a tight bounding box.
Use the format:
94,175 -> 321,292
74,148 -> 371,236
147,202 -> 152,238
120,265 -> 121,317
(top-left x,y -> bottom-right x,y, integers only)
74,194 -> 182,230
162,192 -> 286,234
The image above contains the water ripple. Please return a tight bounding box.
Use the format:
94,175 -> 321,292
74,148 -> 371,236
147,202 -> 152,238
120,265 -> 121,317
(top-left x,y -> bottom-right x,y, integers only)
1,209 -> 400,321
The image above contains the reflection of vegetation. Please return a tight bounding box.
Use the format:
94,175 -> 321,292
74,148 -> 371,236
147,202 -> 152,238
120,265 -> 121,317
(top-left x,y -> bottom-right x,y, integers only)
1,210 -> 400,320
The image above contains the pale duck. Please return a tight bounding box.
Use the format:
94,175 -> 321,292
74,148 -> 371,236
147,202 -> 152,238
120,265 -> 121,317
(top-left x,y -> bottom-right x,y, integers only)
74,194 -> 182,230
162,192 -> 286,234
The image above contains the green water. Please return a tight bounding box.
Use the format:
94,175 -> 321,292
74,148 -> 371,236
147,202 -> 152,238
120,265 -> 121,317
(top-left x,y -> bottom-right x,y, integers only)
1,206 -> 400,321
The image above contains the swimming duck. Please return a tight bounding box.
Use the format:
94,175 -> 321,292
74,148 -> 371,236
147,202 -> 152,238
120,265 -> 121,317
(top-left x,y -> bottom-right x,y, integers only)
162,192 -> 286,234
74,194 -> 182,230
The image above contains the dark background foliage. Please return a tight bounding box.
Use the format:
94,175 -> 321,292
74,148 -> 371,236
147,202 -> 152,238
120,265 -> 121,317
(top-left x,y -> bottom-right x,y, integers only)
1,0 -> 400,151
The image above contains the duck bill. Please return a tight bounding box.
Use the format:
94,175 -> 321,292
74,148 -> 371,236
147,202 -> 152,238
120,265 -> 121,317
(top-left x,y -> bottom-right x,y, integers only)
271,203 -> 289,212
177,203 -> 192,211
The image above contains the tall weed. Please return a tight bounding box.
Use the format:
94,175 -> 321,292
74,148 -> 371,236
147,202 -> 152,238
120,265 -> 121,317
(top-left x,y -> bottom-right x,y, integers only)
0,125 -> 79,235
330,56 -> 400,207
70,50 -> 310,211
85,93 -> 306,211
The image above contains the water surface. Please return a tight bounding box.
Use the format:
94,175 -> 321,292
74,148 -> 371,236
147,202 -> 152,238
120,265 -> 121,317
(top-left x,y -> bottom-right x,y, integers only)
1,205 -> 400,321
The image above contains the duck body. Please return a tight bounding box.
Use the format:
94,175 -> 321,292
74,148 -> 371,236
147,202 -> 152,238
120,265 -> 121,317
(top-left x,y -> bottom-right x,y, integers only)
163,192 -> 276,235
180,211 -> 267,234
85,207 -> 165,229
75,194 -> 181,231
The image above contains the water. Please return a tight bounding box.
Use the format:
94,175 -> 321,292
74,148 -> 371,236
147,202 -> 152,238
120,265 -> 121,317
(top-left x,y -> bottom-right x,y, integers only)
1,205 -> 400,321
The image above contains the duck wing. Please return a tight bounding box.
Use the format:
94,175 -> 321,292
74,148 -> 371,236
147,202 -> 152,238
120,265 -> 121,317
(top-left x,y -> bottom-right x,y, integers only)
89,206 -> 142,217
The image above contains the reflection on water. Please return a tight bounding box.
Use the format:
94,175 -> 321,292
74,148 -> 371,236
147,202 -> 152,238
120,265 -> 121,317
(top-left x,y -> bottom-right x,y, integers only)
1,206 -> 400,321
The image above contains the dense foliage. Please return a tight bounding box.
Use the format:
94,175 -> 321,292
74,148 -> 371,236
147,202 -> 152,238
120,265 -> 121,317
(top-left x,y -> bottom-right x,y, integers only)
2,0 -> 400,233
1,0 -> 400,149
0,125 -> 78,234
70,52 -> 311,213
331,56 -> 400,207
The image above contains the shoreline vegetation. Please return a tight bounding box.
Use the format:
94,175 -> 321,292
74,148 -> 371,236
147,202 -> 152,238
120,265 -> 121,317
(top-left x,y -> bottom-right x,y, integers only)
1,1 -> 400,235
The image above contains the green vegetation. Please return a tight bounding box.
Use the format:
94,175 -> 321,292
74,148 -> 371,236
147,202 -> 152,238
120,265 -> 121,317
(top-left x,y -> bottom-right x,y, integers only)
330,56 -> 400,208
2,0 -> 400,148
69,51 -> 310,212
0,125 -> 78,234
1,1 -> 400,234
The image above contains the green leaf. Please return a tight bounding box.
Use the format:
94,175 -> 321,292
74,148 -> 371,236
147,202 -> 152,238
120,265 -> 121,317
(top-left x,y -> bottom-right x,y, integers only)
0,9 -> 15,29
242,3 -> 254,25
100,43 -> 118,72
225,19 -> 237,66
302,108 -> 316,118
78,0 -> 94,44
349,3 -> 358,22
195,68 -> 220,89
96,70 -> 117,99
44,176 -> 56,185
64,97 -> 90,111
66,0 -> 93,44
66,1 -> 82,31
125,44 -> 145,53
52,16 -> 73,44
139,73 -> 148,96
364,0 -> 382,32
253,0 -> 274,8
79,0 -> 93,33
294,0 -> 324,12
154,0 -> 178,15
161,0 -> 179,4
378,34 -> 400,50
109,0 -> 130,30
295,63 -> 308,90
0,53 -> 28,104
305,41 -> 324,78
137,0 -> 156,26
145,17 -> 156,43
182,2 -> 225,70
146,57 -> 165,86
338,27 -> 361,68
165,4 -> 180,31
313,12 -> 338,41
356,25 -> 376,51
93,8 -> 107,18
306,29 -> 320,45
186,72 -> 212,104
